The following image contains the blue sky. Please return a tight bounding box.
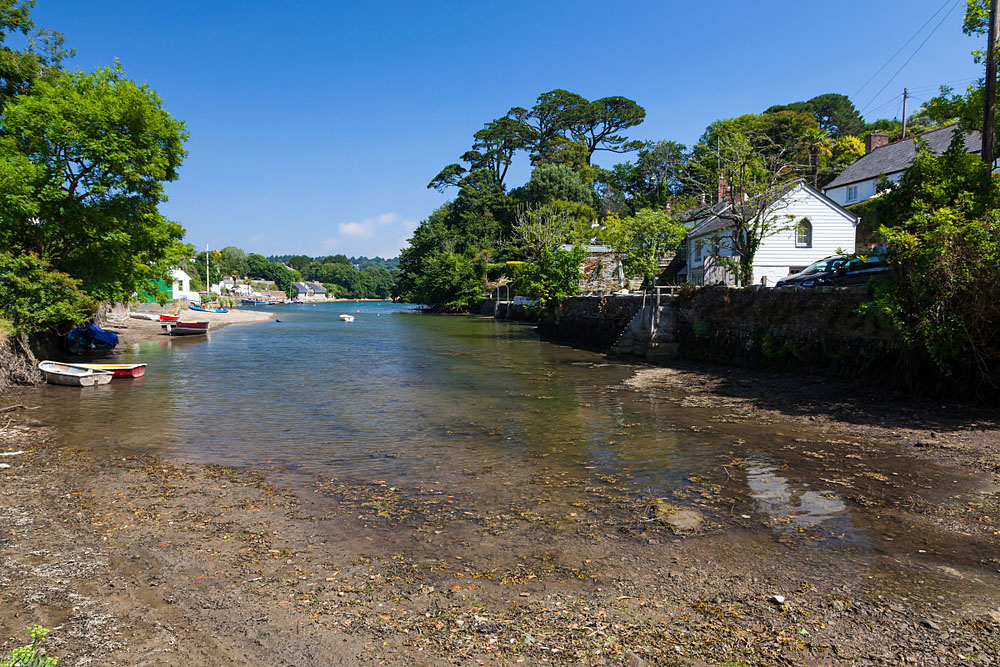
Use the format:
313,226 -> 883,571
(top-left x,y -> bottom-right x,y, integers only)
34,0 -> 982,259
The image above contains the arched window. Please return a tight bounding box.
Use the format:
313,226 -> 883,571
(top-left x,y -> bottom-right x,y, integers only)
795,219 -> 812,248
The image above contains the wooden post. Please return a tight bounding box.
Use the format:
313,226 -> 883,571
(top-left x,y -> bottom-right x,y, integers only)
984,0 -> 999,167
901,88 -> 908,139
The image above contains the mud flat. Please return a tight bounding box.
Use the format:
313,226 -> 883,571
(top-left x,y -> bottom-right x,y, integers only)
0,361 -> 999,666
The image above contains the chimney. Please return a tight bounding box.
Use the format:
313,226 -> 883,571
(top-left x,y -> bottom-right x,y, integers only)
717,176 -> 730,203
864,131 -> 889,154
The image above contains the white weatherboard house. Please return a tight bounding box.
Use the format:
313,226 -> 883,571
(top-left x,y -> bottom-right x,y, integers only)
169,268 -> 201,303
686,179 -> 858,286
823,125 -> 981,207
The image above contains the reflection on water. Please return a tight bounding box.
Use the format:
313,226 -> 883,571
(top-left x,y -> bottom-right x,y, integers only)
27,301 -> 998,580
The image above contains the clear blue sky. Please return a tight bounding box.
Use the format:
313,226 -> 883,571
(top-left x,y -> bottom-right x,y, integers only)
34,0 -> 982,259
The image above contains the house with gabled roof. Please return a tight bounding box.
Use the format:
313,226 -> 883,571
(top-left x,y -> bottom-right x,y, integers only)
823,124 -> 981,207
685,179 -> 858,286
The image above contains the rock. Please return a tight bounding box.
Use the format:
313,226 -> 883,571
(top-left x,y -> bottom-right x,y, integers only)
921,619 -> 942,631
625,651 -> 646,667
770,595 -> 786,605
832,600 -> 846,612
0,463 -> 10,469
658,507 -> 703,531
987,610 -> 1000,624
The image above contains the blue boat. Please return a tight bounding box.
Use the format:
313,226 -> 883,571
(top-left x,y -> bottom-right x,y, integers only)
241,299 -> 269,306
67,323 -> 119,354
189,304 -> 229,313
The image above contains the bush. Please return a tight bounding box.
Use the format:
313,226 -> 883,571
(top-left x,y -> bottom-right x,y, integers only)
1,625 -> 59,667
0,252 -> 94,335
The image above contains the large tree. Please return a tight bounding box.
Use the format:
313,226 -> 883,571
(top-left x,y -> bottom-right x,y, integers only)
688,129 -> 801,286
0,63 -> 187,301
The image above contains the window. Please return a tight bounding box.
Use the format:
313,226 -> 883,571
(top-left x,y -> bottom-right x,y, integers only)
846,185 -> 858,202
795,219 -> 812,248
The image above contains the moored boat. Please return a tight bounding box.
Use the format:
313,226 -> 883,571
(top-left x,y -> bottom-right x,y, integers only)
339,314 -> 355,322
161,321 -> 210,336
72,363 -> 147,378
241,299 -> 269,306
188,304 -> 229,313
159,313 -> 180,321
38,361 -> 114,387
129,312 -> 158,321
66,323 -> 119,354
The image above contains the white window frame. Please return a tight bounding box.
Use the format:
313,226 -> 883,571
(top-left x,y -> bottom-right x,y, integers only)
846,185 -> 858,202
795,219 -> 812,248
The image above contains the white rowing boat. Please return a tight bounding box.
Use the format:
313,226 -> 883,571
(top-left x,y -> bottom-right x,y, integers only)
38,361 -> 114,387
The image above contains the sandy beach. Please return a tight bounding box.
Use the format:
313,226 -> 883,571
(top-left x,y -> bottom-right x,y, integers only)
103,308 -> 276,346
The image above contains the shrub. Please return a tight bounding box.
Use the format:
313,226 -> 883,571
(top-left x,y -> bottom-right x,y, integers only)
1,625 -> 59,667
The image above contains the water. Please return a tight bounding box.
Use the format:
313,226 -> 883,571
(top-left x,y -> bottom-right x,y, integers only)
25,301 -> 1000,590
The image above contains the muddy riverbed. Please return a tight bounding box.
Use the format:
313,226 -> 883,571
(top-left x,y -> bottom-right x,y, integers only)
1,351 -> 999,666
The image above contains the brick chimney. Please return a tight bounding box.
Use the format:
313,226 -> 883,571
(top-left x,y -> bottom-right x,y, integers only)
864,131 -> 889,154
717,176 -> 730,203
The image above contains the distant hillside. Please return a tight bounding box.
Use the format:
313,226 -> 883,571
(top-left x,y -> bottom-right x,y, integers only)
267,255 -> 399,272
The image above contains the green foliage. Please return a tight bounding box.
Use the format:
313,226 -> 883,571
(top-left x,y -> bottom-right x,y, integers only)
523,163 -> 593,206
604,208 -> 686,284
765,93 -> 864,138
861,142 -> 1000,390
515,245 -> 586,307
0,63 -> 187,301
595,140 -> 690,215
1,624 -> 58,667
0,251 -> 93,334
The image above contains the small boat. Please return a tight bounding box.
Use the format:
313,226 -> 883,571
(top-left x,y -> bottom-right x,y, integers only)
72,363 -> 147,378
129,312 -> 158,321
66,324 -> 119,354
339,314 -> 355,322
159,313 -> 180,321
38,361 -> 113,387
188,305 -> 229,313
161,321 -> 210,336
241,299 -> 269,306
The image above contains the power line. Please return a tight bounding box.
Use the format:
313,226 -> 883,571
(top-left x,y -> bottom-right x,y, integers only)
852,0 -> 956,101
861,0 -> 963,114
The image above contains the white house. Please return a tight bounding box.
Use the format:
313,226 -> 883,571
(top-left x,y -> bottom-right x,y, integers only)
685,179 -> 858,286
169,268 -> 201,303
823,125 -> 981,207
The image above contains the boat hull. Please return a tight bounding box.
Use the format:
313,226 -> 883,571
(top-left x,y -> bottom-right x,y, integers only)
73,363 -> 147,378
162,321 -> 210,336
38,361 -> 114,387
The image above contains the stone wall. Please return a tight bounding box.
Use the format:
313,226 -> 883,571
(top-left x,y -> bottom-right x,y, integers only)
537,295 -> 645,350
541,286 -> 907,381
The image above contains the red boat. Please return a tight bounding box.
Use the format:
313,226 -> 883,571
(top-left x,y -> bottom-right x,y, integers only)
161,321 -> 210,336
159,314 -> 180,321
73,363 -> 147,378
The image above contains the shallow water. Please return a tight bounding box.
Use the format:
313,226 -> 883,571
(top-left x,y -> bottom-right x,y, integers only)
26,301 -> 1000,594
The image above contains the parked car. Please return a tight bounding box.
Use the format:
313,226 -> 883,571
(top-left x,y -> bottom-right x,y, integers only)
776,254 -> 889,288
775,255 -> 847,287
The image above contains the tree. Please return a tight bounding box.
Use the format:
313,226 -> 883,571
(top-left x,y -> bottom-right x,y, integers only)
604,208 -> 686,285
801,127 -> 834,187
523,163 -> 593,206
861,141 -> 1000,393
596,140 -> 689,215
571,96 -> 646,165
688,130 -> 800,286
766,93 -> 864,139
511,205 -> 587,307
0,0 -> 73,111
0,251 -> 93,334
0,64 -> 187,301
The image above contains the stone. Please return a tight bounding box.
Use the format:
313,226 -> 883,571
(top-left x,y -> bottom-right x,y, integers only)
771,595 -> 786,605
657,507 -> 703,531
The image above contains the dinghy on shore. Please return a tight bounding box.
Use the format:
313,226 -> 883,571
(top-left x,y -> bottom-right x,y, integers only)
38,361 -> 114,387
72,363 -> 147,378
161,321 -> 210,336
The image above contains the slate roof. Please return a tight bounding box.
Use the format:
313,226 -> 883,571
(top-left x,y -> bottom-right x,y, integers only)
307,281 -> 327,294
825,124 -> 981,189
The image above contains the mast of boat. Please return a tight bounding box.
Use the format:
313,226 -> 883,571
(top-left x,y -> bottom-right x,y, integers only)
205,242 -> 210,296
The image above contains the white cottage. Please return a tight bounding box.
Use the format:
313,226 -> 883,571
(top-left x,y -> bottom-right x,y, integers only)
685,179 -> 858,286
169,268 -> 201,303
823,125 -> 981,207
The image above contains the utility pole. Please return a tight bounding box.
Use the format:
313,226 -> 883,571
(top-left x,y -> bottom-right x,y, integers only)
901,88 -> 908,139
983,0 -> 999,167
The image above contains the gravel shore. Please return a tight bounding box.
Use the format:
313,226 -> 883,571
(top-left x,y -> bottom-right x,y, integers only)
0,359 -> 998,665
